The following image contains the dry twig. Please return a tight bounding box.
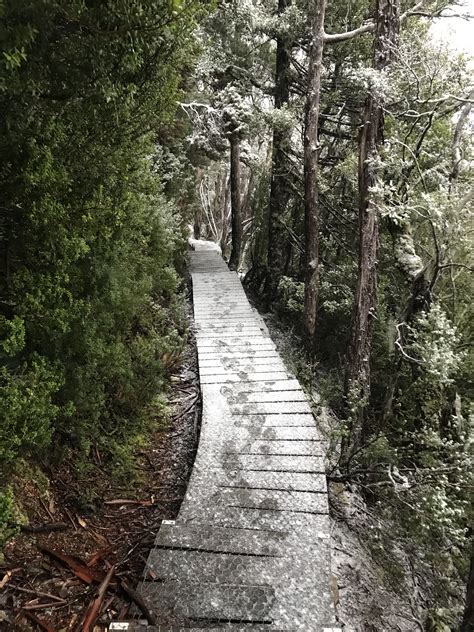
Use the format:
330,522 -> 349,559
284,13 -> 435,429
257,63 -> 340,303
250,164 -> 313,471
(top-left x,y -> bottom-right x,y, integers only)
82,565 -> 115,631
120,580 -> 157,626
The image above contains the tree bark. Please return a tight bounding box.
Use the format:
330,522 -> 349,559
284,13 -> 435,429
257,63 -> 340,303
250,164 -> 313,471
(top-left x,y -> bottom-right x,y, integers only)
344,0 -> 400,451
214,168 -> 227,239
303,0 -> 327,343
265,0 -> 292,302
450,89 -> 473,186
220,172 -> 231,253
228,132 -> 242,270
193,167 -> 204,239
461,538 -> 474,632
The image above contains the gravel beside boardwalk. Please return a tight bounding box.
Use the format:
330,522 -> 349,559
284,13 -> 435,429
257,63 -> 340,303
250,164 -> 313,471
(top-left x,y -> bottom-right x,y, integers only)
112,247 -> 340,631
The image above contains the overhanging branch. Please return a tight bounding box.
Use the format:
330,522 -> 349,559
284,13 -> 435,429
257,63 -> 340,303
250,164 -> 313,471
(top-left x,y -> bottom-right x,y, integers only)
323,21 -> 374,43
323,0 -> 432,44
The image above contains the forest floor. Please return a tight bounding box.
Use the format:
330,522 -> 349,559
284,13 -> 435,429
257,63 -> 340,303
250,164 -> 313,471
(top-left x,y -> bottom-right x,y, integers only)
0,299 -> 200,632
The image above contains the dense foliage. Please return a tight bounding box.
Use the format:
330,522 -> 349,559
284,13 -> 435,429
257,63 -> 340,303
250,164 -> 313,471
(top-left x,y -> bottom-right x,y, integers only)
0,0 -> 206,536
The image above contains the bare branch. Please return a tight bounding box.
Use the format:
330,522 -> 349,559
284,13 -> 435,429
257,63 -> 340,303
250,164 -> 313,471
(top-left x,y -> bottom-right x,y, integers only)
400,0 -> 433,21
395,323 -> 423,364
179,101 -> 215,113
408,9 -> 474,19
438,263 -> 474,273
323,21 -> 374,44
416,93 -> 474,105
324,0 -> 433,44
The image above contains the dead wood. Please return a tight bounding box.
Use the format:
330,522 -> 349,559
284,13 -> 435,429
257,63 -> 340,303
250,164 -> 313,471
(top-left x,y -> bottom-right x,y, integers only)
21,522 -> 69,534
82,565 -> 115,631
120,580 -> 157,626
23,611 -> 58,632
39,546 -> 107,584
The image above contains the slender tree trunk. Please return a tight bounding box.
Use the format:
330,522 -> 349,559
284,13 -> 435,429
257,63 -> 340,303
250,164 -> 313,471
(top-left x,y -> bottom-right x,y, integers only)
265,0 -> 292,301
344,0 -> 400,451
461,538 -> 474,632
213,168 -> 227,240
220,173 -> 231,253
303,0 -> 327,343
193,209 -> 202,240
228,132 -> 242,270
450,89 -> 473,187
193,167 -> 204,239
283,200 -> 299,275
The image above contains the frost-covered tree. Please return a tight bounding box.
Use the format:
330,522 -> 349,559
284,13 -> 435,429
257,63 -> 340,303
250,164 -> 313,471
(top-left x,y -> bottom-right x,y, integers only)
343,0 -> 401,455
184,0 -> 272,267
185,2 -> 474,623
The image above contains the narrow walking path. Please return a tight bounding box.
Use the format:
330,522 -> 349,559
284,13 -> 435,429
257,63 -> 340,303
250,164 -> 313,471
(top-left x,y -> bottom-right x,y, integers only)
125,247 -> 340,630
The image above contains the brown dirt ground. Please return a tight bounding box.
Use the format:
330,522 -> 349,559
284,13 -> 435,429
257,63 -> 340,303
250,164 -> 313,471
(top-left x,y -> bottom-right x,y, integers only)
0,304 -> 200,632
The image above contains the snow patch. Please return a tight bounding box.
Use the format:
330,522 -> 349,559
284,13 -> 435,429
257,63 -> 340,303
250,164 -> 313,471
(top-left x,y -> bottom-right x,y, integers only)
188,237 -> 222,253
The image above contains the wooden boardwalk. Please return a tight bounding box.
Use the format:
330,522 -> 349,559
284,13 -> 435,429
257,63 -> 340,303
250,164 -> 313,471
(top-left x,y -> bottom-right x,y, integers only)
112,247 -> 339,631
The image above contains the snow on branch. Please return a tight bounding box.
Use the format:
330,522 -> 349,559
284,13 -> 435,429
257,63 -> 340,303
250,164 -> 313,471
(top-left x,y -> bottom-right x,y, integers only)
323,21 -> 374,44
323,0 -> 436,44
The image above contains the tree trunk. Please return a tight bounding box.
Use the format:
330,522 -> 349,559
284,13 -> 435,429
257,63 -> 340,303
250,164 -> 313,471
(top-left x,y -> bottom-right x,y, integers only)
193,167 -> 204,239
220,173 -> 231,254
193,209 -> 202,240
461,539 -> 474,632
303,0 -> 327,343
213,168 -> 227,240
228,133 -> 242,270
265,0 -> 292,302
344,0 -> 400,451
450,89 -> 473,186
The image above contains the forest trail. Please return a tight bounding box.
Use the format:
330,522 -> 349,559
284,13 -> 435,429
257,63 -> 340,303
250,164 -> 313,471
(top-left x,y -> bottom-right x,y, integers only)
119,246 -> 340,630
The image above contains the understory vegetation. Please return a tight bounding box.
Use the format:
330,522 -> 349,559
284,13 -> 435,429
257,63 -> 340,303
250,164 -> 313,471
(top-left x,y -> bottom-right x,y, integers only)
0,0 -> 207,544
0,0 -> 472,629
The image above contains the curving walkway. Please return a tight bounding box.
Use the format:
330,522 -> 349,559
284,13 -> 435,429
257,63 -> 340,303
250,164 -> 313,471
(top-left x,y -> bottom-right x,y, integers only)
117,247 -> 340,631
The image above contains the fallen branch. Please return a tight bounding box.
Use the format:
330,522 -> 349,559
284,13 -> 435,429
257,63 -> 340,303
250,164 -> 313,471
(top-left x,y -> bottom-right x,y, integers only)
23,601 -> 65,611
9,584 -> 66,603
39,546 -> 106,584
120,580 -> 157,626
86,547 -> 113,567
82,565 -> 115,632
21,522 -> 69,534
173,395 -> 199,421
104,499 -> 153,506
23,611 -> 57,632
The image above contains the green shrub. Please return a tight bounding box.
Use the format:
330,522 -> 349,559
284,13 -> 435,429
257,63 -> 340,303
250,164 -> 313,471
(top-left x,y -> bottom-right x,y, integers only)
0,357 -> 61,469
0,486 -> 21,548
0,0 -> 207,528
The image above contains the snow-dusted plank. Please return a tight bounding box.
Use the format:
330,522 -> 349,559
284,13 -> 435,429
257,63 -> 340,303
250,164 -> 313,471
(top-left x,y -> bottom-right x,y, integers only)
139,245 -> 337,631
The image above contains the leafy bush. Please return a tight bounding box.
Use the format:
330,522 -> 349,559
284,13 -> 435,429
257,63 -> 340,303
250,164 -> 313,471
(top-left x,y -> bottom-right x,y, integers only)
0,2 -> 206,489
0,486 -> 21,549
0,358 -> 61,467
